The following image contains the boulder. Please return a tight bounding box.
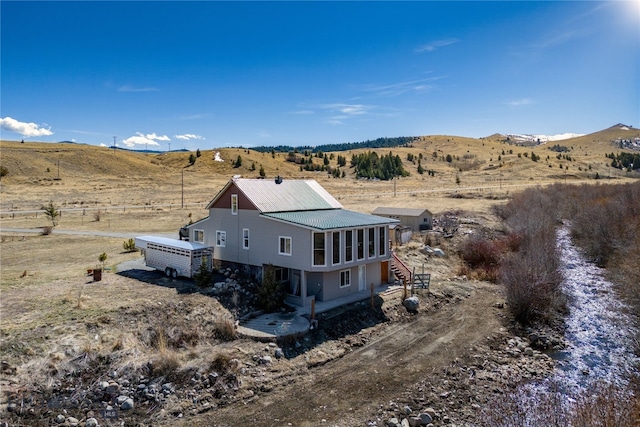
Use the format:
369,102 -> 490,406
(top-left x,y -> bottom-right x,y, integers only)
403,296 -> 420,312
120,398 -> 134,411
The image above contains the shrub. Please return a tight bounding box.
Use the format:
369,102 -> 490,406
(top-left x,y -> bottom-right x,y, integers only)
209,352 -> 233,374
41,201 -> 59,226
256,264 -> 287,313
122,238 -> 136,252
213,317 -> 237,341
479,380 -> 640,427
193,259 -> 213,288
460,235 -> 505,282
0,165 -> 8,178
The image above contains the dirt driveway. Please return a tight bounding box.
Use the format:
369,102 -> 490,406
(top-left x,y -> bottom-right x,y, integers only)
182,281 -> 503,427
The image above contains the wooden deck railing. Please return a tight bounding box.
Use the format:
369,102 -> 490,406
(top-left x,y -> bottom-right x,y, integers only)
391,252 -> 412,285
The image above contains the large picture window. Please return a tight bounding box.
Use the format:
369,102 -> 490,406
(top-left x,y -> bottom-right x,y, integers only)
368,227 -> 375,258
345,230 -> 353,263
313,232 -> 325,266
357,229 -> 364,260
216,230 -> 226,247
332,231 -> 340,265
279,236 -> 292,255
379,226 -> 386,256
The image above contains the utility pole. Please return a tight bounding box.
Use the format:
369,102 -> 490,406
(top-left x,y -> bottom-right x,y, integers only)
168,142 -> 171,153
181,168 -> 184,208
113,136 -> 117,154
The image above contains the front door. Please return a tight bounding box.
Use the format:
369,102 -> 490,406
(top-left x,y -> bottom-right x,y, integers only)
358,265 -> 366,291
381,261 -> 388,283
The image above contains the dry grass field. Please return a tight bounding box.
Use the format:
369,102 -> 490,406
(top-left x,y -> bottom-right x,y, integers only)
1,124 -> 638,426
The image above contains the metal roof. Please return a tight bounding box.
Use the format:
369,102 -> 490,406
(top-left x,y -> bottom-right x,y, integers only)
135,235 -> 212,251
372,207 -> 432,216
262,209 -> 400,230
236,178 -> 342,213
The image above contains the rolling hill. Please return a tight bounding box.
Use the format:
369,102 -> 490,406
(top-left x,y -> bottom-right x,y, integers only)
1,124 -> 639,186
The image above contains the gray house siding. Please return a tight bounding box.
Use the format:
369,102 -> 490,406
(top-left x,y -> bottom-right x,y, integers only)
186,178 -> 398,309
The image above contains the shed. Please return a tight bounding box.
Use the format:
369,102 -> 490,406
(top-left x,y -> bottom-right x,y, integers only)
372,207 -> 433,231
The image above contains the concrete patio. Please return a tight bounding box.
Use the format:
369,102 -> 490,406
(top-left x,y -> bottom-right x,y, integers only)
236,283 -> 403,341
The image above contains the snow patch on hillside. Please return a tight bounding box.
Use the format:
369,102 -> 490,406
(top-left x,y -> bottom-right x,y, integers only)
505,132 -> 585,144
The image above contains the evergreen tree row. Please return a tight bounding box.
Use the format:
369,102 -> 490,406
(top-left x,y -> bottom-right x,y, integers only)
253,136 -> 417,154
606,152 -> 640,171
350,151 -> 409,180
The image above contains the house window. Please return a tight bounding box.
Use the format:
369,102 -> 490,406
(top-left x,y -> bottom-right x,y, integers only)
279,236 -> 292,255
340,269 -> 351,288
379,226 -> 386,256
193,229 -> 204,243
368,227 -> 375,258
357,229 -> 364,260
332,231 -> 340,265
345,230 -> 353,263
242,228 -> 249,249
274,267 -> 290,283
313,232 -> 325,266
216,230 -> 226,247
231,194 -> 238,215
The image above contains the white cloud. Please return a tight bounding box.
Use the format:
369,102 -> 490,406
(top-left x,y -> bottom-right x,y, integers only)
320,103 -> 375,116
415,38 -> 459,53
145,133 -> 170,141
361,77 -> 444,96
121,132 -> 167,147
0,116 -> 53,137
316,103 -> 377,125
257,131 -> 271,138
506,98 -> 534,107
174,133 -> 204,140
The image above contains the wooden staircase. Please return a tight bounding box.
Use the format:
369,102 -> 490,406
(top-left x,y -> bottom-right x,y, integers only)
391,252 -> 412,286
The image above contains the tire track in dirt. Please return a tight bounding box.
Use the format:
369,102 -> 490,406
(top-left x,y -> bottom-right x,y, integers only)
191,283 -> 501,427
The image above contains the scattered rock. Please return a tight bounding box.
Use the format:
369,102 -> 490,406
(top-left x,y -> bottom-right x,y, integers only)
403,296 -> 420,312
120,397 -> 134,411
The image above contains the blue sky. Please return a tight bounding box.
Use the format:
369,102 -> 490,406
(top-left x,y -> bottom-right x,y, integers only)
1,1 -> 639,150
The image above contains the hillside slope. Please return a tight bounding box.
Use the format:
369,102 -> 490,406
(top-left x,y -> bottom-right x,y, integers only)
2,124 -> 638,187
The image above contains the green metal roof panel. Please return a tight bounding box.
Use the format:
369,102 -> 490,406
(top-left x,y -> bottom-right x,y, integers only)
262,209 -> 400,230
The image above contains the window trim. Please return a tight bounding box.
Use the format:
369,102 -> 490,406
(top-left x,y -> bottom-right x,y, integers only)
313,232 -> 326,266
231,194 -> 238,215
345,229 -> 353,263
332,231 -> 341,265
340,269 -> 351,288
368,227 -> 376,258
279,236 -> 292,256
378,226 -> 386,256
242,228 -> 250,250
193,229 -> 204,243
216,230 -> 226,247
357,228 -> 365,260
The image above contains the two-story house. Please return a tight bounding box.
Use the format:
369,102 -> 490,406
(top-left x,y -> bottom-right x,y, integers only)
186,177 -> 399,309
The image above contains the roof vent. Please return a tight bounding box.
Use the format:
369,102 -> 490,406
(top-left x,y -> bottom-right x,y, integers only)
275,175 -> 283,184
